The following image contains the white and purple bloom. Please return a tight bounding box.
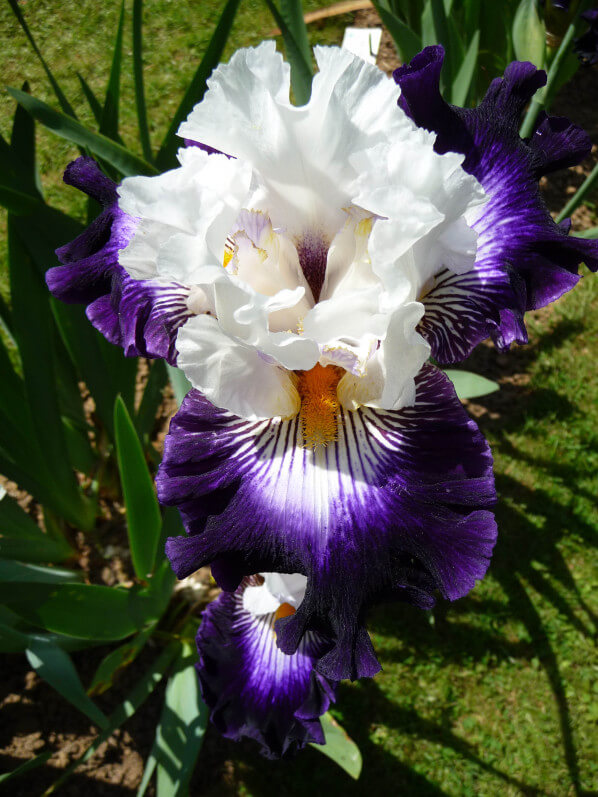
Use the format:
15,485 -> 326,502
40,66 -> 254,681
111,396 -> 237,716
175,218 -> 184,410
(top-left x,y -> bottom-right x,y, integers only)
47,42 -> 596,757
196,572 -> 336,758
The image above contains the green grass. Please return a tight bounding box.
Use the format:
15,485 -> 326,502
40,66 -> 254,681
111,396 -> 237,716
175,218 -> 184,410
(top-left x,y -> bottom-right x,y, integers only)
1,2 -> 597,795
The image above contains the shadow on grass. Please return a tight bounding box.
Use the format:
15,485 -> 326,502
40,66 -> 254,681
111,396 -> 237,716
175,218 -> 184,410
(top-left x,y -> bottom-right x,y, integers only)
490,476 -> 597,797
460,319 -> 585,384
346,680 -> 542,797
225,723 -> 451,797
494,475 -> 597,636
363,370 -> 596,796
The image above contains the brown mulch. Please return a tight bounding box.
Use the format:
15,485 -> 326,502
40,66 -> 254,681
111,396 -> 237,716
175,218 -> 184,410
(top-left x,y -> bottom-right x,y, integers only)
1,7 -> 597,795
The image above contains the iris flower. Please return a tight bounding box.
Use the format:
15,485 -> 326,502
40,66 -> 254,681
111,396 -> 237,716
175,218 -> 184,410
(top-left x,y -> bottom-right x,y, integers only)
47,43 -> 597,757
196,572 -> 337,757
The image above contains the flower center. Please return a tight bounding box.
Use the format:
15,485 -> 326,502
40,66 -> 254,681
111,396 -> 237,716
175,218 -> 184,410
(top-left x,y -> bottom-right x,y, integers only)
296,364 -> 343,448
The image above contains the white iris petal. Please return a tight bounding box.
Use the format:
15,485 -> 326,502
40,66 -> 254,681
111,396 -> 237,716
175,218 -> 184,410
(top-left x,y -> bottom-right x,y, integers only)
116,42 -> 488,422
243,572 -> 308,617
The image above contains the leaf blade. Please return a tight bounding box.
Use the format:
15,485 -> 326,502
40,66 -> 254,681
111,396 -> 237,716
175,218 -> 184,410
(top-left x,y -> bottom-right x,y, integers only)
8,88 -> 158,177
0,490 -> 52,540
76,73 -> 104,126
7,0 -> 77,118
8,216 -> 94,529
512,0 -> 545,69
88,623 -> 156,696
0,535 -> 74,564
264,0 -> 313,106
45,642 -> 181,796
114,396 -> 163,580
450,29 -> 480,106
310,712 -> 362,780
556,161 -> 598,224
166,364 -> 192,407
443,369 -> 500,400
132,0 -> 153,162
135,359 -> 168,443
372,2 -> 423,63
280,0 -> 313,102
0,583 -> 154,641
100,0 -> 126,140
26,637 -> 109,729
0,560 -> 81,585
0,752 -> 53,785
141,642 -> 208,796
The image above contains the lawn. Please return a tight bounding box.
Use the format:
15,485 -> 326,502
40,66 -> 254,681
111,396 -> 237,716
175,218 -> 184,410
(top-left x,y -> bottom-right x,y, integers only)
0,1 -> 596,794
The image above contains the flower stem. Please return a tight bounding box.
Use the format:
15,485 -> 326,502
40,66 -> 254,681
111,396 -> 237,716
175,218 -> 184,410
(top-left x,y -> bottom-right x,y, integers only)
557,161 -> 598,223
519,21 -> 577,139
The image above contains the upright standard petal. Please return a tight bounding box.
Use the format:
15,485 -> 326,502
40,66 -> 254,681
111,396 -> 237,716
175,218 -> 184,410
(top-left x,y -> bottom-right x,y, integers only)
394,46 -> 598,362
162,365 -> 497,681
178,42 -> 415,242
196,574 -> 336,758
111,44 -> 486,419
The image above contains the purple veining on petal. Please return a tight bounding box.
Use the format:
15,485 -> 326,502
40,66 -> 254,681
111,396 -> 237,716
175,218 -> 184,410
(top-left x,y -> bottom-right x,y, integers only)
196,576 -> 336,759
115,276 -> 192,364
296,231 -> 329,302
161,365 -> 497,681
394,46 -> 598,362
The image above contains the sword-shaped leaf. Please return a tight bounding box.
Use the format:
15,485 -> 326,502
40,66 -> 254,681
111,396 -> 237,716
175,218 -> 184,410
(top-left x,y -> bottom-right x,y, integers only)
26,637 -> 109,729
114,396 -> 162,580
310,712 -> 362,780
7,88 -> 157,177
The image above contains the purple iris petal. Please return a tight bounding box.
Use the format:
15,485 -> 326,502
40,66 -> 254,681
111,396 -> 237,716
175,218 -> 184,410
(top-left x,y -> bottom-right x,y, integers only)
161,365 -> 497,681
86,293 -> 122,345
196,576 -> 336,758
46,157 -> 134,346
46,157 -> 134,309
394,47 -> 598,362
46,156 -> 191,362
115,276 -> 192,364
